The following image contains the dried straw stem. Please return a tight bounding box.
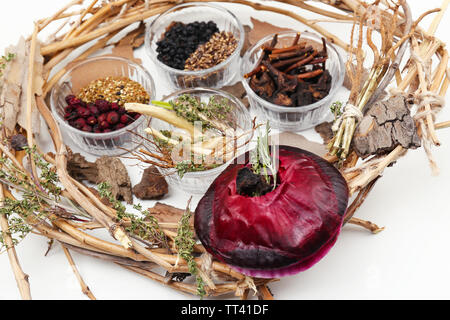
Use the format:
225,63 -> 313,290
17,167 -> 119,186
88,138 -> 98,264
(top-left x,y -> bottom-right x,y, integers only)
61,244 -> 96,300
0,186 -> 32,300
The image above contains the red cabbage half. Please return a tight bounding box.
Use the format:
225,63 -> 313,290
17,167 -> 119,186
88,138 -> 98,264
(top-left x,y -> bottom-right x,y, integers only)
194,145 -> 349,278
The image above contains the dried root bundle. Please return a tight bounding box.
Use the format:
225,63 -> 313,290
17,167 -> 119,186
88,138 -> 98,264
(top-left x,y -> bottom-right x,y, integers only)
0,0 -> 448,300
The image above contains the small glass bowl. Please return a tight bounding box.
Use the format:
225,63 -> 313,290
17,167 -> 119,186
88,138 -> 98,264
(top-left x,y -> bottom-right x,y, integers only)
242,31 -> 345,132
145,88 -> 253,195
50,56 -> 155,156
145,2 -> 245,90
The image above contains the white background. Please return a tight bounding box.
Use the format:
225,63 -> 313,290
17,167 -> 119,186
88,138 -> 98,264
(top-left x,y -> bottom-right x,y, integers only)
0,0 -> 449,300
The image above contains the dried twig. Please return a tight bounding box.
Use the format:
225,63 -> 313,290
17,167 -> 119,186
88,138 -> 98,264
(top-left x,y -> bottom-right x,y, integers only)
0,185 -> 32,300
61,244 -> 96,300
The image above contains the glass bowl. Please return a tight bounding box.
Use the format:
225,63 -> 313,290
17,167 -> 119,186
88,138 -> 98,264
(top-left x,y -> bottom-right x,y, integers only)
145,2 -> 245,90
145,87 -> 253,195
241,31 -> 345,132
50,56 -> 155,156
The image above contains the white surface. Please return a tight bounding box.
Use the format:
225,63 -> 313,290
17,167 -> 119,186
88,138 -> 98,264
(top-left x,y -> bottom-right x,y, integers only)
0,0 -> 449,300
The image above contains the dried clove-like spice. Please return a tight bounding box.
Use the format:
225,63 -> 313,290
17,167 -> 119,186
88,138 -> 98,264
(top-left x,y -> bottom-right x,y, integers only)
245,33 -> 332,107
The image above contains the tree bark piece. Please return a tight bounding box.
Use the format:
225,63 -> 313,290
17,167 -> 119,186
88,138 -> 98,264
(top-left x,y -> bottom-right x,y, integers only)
315,121 -> 334,144
353,95 -> 421,159
95,156 -> 133,204
133,166 -> 168,200
67,150 -> 133,204
147,202 -> 194,228
67,151 -> 98,183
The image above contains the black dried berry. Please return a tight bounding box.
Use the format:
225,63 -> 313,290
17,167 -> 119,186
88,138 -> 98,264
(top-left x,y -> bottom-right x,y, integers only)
155,20 -> 219,70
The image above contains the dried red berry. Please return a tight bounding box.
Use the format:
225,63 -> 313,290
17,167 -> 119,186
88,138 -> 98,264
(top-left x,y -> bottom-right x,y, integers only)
68,96 -> 82,106
115,123 -> 126,130
64,105 -> 74,113
73,118 -> 86,129
93,125 -> 102,134
97,113 -> 107,123
120,114 -> 130,124
118,107 -> 126,115
81,125 -> 93,132
134,113 -> 142,120
86,116 -> 98,126
99,120 -> 110,129
106,111 -> 119,125
110,102 -> 120,111
87,103 -> 100,116
77,107 -> 91,118
65,112 -> 78,121
96,99 -> 110,113
65,95 -> 76,104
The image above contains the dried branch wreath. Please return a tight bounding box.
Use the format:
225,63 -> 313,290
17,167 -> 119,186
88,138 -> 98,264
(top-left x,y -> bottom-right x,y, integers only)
0,0 -> 448,300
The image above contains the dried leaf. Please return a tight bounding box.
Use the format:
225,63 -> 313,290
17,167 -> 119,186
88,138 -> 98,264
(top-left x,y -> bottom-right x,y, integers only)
247,18 -> 292,46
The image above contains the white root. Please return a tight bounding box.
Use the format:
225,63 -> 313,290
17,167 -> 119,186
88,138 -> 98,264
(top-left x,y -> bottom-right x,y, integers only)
125,102 -> 202,138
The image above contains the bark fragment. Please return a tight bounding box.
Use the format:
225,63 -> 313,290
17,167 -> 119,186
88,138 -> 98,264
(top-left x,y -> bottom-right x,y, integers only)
133,166 -> 168,200
314,121 -> 334,144
67,151 -> 133,204
147,202 -> 194,231
353,95 -> 421,159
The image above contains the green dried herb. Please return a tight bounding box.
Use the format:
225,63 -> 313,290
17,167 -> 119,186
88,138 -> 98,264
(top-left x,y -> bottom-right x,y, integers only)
152,94 -> 233,131
330,101 -> 343,119
98,182 -> 168,248
0,145 -> 67,252
175,157 -> 220,179
174,203 -> 206,298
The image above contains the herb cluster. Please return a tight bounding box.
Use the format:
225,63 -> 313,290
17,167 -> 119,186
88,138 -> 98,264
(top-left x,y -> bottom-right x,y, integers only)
169,94 -> 232,130
98,182 -> 167,248
0,146 -> 62,252
174,206 -> 206,298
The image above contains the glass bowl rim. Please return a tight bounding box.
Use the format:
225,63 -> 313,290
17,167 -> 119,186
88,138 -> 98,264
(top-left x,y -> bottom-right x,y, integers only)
241,30 -> 345,113
49,55 -> 155,139
144,2 -> 245,76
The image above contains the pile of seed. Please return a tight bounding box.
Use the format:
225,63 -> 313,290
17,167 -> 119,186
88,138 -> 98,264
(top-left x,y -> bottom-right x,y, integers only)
156,21 -> 219,70
184,31 -> 238,71
77,76 -> 150,106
